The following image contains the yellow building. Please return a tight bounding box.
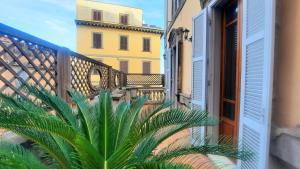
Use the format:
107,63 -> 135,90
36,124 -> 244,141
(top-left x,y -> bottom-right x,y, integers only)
76,0 -> 163,74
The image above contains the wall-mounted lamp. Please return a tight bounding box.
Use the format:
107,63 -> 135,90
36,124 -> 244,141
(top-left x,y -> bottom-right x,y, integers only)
183,28 -> 190,40
182,28 -> 192,42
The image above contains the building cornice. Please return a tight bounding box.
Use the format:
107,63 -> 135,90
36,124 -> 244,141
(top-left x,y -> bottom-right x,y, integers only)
82,54 -> 161,60
75,20 -> 164,35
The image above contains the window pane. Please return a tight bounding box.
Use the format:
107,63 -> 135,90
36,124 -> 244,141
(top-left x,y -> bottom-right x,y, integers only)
120,61 -> 128,73
143,38 -> 150,52
120,36 -> 128,50
120,14 -> 128,25
93,10 -> 102,21
225,2 -> 238,23
143,62 -> 151,74
223,23 -> 237,100
223,102 -> 235,120
93,33 -> 102,48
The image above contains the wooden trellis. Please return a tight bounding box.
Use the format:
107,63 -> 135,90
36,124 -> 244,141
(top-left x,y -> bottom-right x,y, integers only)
0,23 -> 127,101
0,28 -> 57,101
0,23 -> 164,103
126,74 -> 165,87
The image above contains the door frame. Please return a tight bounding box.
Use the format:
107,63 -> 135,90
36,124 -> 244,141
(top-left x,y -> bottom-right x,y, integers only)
205,0 -> 243,139
168,28 -> 184,105
219,0 -> 242,139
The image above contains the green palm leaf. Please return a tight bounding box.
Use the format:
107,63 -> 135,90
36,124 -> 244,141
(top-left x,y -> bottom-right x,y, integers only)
132,162 -> 192,169
0,88 -> 251,169
24,86 -> 78,128
0,142 -> 48,169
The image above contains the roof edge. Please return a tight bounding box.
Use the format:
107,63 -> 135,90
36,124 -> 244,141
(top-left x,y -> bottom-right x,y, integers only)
75,20 -> 164,35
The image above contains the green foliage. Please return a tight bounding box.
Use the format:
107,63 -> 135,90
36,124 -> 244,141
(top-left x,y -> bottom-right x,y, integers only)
0,87 -> 251,169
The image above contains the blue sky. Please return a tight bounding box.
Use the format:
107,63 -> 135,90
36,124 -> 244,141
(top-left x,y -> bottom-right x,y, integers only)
0,0 -> 165,71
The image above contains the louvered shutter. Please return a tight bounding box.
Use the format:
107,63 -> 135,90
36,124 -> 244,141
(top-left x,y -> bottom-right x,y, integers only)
93,33 -> 102,49
165,48 -> 171,99
143,62 -> 151,74
238,0 -> 276,168
191,8 -> 208,144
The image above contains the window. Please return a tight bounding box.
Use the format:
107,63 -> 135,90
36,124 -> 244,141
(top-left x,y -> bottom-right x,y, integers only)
120,14 -> 129,25
93,33 -> 102,49
120,61 -> 128,73
92,10 -> 102,21
143,38 -> 151,52
120,36 -> 128,50
142,61 -> 151,74
172,0 -> 183,17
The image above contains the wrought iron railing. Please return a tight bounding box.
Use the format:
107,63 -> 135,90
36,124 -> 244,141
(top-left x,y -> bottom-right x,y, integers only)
0,23 -> 164,103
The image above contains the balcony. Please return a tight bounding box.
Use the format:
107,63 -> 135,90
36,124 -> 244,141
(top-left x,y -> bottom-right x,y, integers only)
0,23 -> 165,106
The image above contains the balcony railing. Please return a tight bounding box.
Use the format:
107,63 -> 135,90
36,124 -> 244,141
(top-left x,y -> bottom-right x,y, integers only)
0,23 -> 164,104
125,74 -> 165,103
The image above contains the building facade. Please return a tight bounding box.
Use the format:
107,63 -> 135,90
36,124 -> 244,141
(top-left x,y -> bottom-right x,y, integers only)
165,0 -> 300,168
76,0 -> 163,74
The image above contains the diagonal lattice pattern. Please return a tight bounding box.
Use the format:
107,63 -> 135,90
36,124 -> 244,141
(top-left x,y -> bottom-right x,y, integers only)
111,69 -> 122,89
0,34 -> 57,101
126,74 -> 165,87
0,24 -> 165,103
70,54 -> 111,98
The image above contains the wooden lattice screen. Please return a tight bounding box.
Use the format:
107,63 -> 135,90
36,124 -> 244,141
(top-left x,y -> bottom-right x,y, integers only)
126,74 -> 165,87
0,23 -> 126,101
0,23 -> 164,103
0,25 -> 58,100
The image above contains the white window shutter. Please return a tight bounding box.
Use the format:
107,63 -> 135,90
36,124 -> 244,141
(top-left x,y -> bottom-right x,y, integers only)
191,8 -> 208,144
238,0 -> 276,169
165,48 -> 171,99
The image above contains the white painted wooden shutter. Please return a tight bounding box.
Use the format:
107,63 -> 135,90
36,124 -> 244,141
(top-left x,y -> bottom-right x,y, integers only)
238,0 -> 276,168
191,8 -> 208,144
165,48 -> 171,99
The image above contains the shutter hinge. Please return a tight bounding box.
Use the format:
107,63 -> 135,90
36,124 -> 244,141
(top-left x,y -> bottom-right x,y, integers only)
206,59 -> 209,65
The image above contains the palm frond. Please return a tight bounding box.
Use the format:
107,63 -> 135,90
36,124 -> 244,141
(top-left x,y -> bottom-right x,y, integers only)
0,142 -> 48,169
24,85 -> 78,128
137,100 -> 173,126
132,161 -> 192,169
113,97 -> 147,148
0,109 -> 101,169
114,101 -> 130,151
97,91 -> 116,166
151,133 -> 252,164
0,93 -> 46,115
68,90 -> 97,144
141,109 -> 216,137
133,125 -> 185,162
12,128 -> 73,169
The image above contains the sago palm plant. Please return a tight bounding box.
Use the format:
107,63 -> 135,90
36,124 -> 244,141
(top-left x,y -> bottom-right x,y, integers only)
0,87 -> 250,169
